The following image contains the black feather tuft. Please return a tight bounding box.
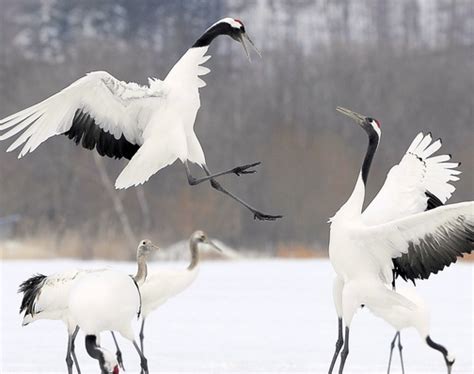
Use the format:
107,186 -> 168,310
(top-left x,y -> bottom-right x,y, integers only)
18,274 -> 47,315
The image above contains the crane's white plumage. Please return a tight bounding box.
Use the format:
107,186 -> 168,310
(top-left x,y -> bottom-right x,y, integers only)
20,268 -> 106,327
0,45 -> 210,189
140,266 -> 199,317
328,107 -> 471,374
362,133 -> 461,225
68,269 -> 140,340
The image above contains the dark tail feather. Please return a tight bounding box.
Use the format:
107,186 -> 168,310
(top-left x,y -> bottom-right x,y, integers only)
18,274 -> 47,315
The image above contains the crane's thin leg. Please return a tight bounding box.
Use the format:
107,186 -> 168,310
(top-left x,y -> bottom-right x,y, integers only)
397,332 -> 405,374
70,326 -> 81,374
202,165 -> 282,221
110,331 -> 125,370
139,318 -> 146,354
66,327 -> 80,374
328,318 -> 344,374
337,327 -> 350,374
184,161 -> 260,185
132,339 -> 149,374
387,332 -> 398,374
388,276 -> 405,374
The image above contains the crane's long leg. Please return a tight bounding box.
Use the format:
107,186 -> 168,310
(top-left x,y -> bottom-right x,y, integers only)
202,165 -> 282,221
110,331 -> 125,370
184,161 -> 260,185
387,331 -> 398,374
132,339 -> 149,374
397,332 -> 405,374
337,327 -> 350,374
70,326 -> 81,374
328,318 -> 344,374
139,318 -> 146,354
388,275 -> 405,374
66,326 -> 80,374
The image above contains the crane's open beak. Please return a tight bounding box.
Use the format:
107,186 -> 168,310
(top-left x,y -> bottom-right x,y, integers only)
239,32 -> 261,62
205,238 -> 223,253
336,106 -> 366,125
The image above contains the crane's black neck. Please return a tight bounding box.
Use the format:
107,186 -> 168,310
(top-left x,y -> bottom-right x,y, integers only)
426,336 -> 453,367
85,335 -> 108,374
193,22 -> 236,48
188,240 -> 199,271
361,131 -> 379,186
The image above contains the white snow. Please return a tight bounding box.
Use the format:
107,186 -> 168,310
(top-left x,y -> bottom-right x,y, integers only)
1,259 -> 472,373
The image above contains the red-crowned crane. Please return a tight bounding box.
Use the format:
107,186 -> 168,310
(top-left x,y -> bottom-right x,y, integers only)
0,18 -> 281,221
327,107 -> 473,374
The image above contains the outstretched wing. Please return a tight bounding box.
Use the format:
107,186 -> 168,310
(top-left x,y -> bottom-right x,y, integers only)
361,202 -> 473,283
0,71 -> 165,160
362,132 -> 460,225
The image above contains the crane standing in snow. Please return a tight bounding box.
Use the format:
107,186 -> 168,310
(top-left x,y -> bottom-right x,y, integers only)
18,239 -> 158,374
327,107 -> 473,374
0,18 -> 281,221
137,230 -> 222,354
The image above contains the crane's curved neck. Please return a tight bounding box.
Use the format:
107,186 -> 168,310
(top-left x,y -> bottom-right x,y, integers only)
134,253 -> 148,285
192,23 -> 230,48
85,335 -> 108,373
342,132 -> 379,216
188,241 -> 199,271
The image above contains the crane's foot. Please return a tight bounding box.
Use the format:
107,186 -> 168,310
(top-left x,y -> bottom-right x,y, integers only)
232,161 -> 261,176
253,211 -> 283,221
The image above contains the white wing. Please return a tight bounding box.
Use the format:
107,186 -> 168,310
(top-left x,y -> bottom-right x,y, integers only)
362,133 -> 461,225
0,71 -> 165,160
140,268 -> 198,316
359,202 -> 473,282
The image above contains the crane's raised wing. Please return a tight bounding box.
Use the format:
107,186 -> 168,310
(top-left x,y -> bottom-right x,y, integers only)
360,202 -> 473,283
0,71 -> 166,160
362,132 -> 460,225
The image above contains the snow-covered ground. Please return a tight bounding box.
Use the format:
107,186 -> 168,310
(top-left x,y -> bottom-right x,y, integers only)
1,259 -> 472,373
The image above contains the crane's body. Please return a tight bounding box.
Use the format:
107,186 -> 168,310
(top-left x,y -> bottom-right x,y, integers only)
68,269 -> 140,340
327,107 -> 472,374
0,18 -> 280,220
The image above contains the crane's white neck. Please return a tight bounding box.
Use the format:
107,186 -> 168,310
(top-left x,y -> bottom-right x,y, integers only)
134,253 -> 148,285
188,241 -> 200,271
339,173 -> 366,217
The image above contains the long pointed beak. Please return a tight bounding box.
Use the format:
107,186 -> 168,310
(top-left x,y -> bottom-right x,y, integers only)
205,239 -> 223,253
151,244 -> 160,251
239,33 -> 261,62
336,106 -> 366,125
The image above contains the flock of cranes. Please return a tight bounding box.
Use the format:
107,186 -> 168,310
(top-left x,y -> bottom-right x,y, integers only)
1,17 -> 472,374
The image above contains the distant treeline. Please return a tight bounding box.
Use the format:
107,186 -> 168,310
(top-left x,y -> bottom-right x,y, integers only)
0,0 -> 472,258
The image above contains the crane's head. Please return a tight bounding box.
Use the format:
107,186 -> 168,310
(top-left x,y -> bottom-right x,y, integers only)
101,347 -> 120,374
195,18 -> 261,61
336,106 -> 381,138
137,239 -> 159,257
191,230 -> 222,253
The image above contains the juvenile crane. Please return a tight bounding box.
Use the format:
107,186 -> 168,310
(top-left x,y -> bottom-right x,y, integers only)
327,107 -> 473,374
138,230 -> 222,353
0,18 -> 280,221
18,239 -> 157,373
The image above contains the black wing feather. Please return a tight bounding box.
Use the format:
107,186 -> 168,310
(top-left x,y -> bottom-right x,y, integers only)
64,109 -> 140,160
393,216 -> 474,282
